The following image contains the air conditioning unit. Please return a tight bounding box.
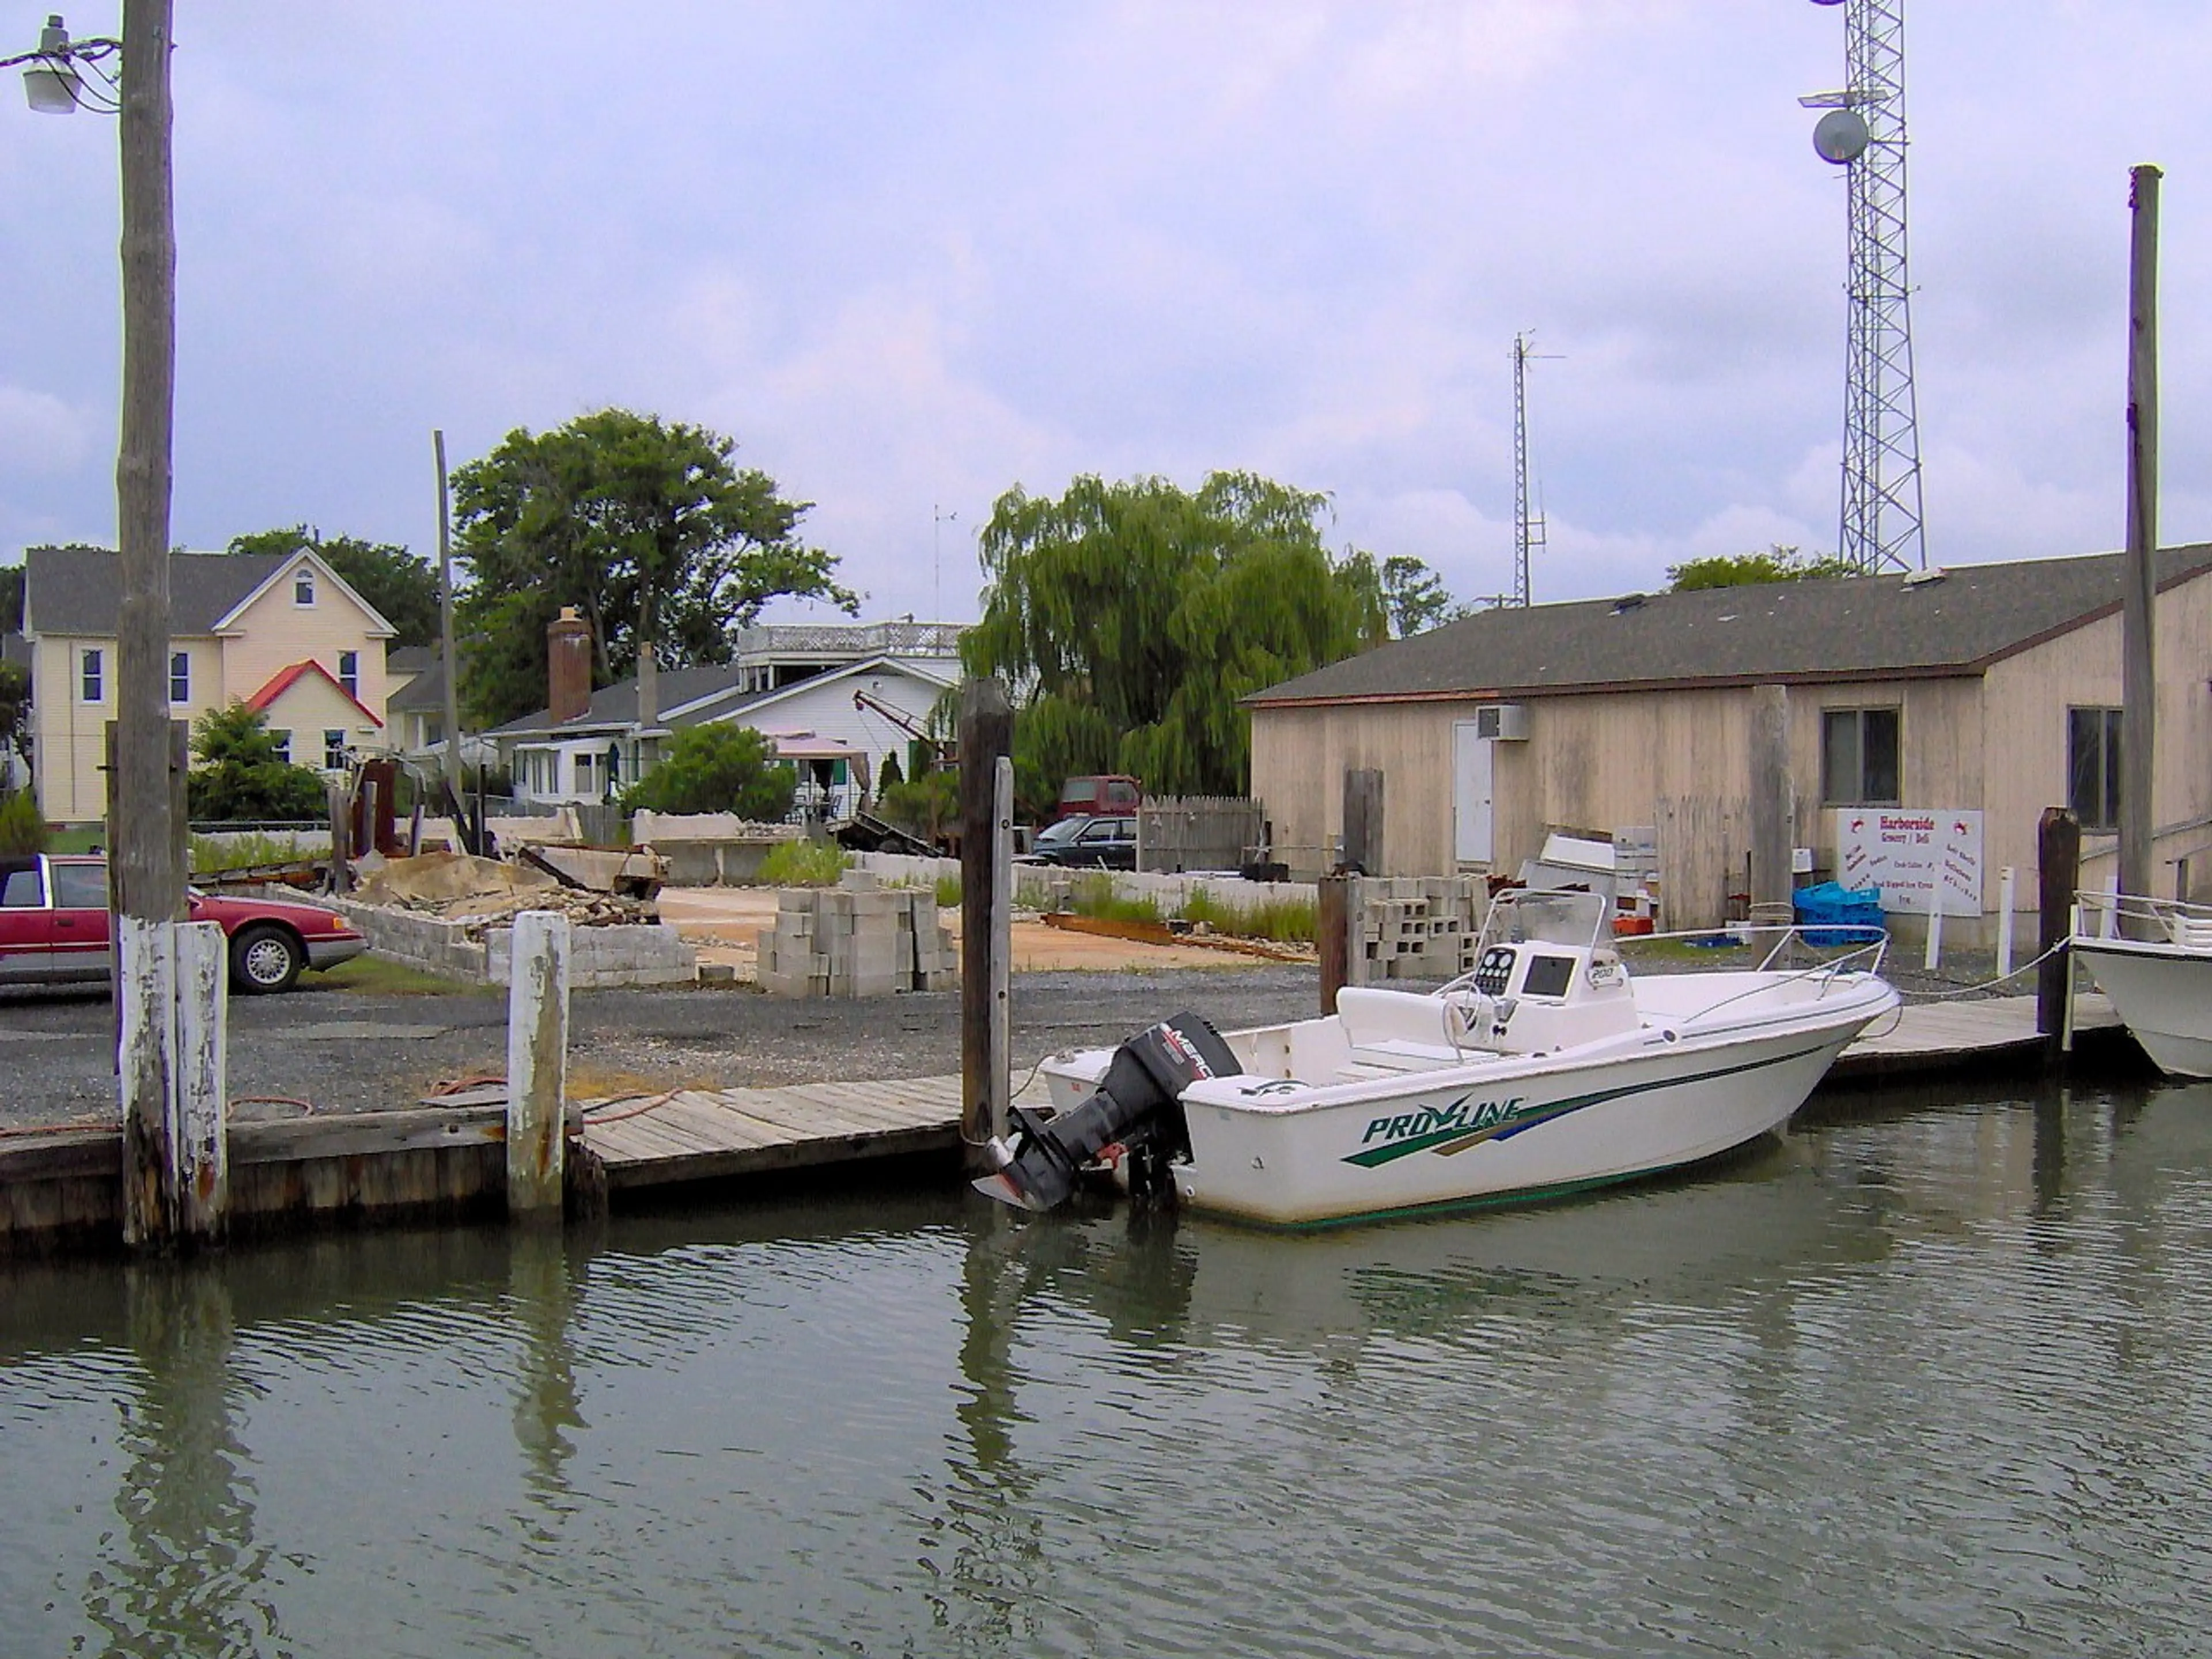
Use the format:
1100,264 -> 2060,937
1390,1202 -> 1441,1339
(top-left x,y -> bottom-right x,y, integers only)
1475,703 -> 1531,741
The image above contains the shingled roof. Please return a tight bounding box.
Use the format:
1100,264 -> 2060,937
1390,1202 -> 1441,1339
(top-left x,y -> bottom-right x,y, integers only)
486,662 -> 749,738
24,547 -> 291,635
1248,546 -> 2212,707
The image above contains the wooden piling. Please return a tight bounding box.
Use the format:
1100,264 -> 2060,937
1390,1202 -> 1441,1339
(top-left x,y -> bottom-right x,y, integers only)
2037,806 -> 2081,1059
505,910 -> 570,1218
2119,163 -> 2161,923
959,679 -> 1013,1169
1748,685 -> 1793,913
1342,769 -> 1384,874
119,917 -> 228,1249
1319,872 -> 1349,1017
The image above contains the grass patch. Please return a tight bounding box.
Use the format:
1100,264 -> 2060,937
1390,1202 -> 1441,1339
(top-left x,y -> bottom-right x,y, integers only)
757,839 -> 851,887
1177,884 -> 1316,945
1064,873 -> 1162,925
308,955 -> 484,997
46,823 -> 106,854
191,830 -> 320,873
934,874 -> 961,909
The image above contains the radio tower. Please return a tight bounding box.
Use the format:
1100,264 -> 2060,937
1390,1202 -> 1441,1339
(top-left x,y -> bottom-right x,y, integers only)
1804,0 -> 1925,574
1510,332 -> 1555,607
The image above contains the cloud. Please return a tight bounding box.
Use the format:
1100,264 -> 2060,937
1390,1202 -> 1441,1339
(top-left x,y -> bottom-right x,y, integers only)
0,387 -> 89,478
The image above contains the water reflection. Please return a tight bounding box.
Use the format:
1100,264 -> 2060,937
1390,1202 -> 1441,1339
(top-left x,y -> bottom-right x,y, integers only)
82,1267 -> 289,1658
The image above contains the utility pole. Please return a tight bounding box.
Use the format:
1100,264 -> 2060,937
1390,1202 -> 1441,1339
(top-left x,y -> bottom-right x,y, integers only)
434,429 -> 461,787
2119,164 -> 2161,916
112,0 -> 180,930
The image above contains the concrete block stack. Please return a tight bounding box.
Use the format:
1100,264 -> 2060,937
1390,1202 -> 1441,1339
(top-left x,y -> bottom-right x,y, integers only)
759,880 -> 957,998
1355,876 -> 1483,981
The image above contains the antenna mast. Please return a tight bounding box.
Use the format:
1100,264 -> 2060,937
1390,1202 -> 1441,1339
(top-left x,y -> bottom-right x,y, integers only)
1805,0 -> 1925,574
1510,332 -> 1551,607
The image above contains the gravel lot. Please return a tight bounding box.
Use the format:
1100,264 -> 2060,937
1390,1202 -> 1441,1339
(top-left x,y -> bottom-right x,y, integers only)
0,963 -> 1322,1132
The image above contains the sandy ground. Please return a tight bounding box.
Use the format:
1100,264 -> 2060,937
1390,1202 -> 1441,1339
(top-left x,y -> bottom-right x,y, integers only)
654,885 -> 1309,976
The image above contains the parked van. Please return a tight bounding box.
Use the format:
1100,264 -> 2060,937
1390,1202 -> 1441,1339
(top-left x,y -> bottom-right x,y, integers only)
1055,774 -> 1141,820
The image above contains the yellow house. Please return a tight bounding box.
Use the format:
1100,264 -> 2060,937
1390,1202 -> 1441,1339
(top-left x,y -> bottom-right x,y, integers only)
24,546 -> 396,824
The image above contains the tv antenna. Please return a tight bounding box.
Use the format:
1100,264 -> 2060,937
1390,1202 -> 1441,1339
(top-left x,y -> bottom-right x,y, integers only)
1511,332 -> 1560,607
1803,0 -> 1926,574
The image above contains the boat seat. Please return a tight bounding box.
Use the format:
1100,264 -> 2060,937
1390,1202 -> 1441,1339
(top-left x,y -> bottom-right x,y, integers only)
1335,987 -> 1482,1075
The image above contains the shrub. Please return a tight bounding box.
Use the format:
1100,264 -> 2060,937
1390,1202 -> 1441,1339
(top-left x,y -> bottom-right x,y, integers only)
877,770 -> 958,845
757,838 -> 849,887
1178,884 -> 1316,944
621,725 -> 796,820
0,788 -> 48,854
187,704 -> 332,823
934,873 -> 961,909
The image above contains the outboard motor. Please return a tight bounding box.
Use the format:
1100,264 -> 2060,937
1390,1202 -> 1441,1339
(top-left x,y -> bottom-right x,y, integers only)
972,1013 -> 1240,1213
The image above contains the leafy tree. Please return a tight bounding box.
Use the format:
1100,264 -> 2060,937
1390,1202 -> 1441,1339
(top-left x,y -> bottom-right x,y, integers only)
0,661 -> 28,775
0,787 -> 46,854
0,564 -> 20,633
620,724 -> 797,820
1666,544 -> 1859,591
226,526 -> 443,647
877,749 -> 905,793
877,770 -> 959,846
187,704 -> 332,822
961,471 -> 1386,808
452,410 -> 858,726
1364,553 -> 1466,638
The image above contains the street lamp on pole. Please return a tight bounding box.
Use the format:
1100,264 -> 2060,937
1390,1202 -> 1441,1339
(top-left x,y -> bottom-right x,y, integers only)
11,5 -> 202,1248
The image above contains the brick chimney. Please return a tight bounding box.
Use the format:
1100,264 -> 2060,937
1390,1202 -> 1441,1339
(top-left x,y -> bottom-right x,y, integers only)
547,607 -> 593,724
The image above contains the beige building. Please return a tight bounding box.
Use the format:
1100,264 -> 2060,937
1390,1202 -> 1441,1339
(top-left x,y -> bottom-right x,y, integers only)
24,547 -> 396,823
1247,547 -> 2212,935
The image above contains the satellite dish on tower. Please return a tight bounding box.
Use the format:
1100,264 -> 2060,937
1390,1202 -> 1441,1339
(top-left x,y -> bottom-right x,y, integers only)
1813,108 -> 1870,164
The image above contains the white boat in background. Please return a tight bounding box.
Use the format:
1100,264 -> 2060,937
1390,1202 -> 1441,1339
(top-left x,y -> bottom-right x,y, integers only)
2070,892 -> 2212,1079
978,890 -> 1898,1228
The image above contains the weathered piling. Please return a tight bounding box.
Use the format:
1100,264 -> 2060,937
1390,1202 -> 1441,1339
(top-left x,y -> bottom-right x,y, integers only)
959,679 -> 1013,1169
1318,873 -> 1349,1016
506,910 -> 570,1218
2037,807 -> 2081,1060
119,918 -> 229,1250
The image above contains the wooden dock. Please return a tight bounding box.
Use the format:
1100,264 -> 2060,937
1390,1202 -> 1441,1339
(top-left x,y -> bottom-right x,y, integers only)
1827,991 -> 2120,1080
579,1074 -> 1050,1191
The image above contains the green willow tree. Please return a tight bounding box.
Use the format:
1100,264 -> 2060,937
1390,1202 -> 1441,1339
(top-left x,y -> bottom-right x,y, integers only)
1666,543 -> 1859,590
962,471 -> 1387,809
227,527 -> 444,647
453,410 -> 858,726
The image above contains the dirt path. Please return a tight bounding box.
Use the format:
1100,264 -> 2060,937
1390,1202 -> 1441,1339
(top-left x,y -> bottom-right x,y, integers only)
655,886 -> 1312,976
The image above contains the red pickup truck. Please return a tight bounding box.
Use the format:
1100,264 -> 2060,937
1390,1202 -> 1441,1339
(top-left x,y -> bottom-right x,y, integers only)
1055,774 -> 1141,821
0,853 -> 368,994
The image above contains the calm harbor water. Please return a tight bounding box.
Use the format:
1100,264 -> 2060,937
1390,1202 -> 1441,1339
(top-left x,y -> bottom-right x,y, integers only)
4,1078 -> 2210,1658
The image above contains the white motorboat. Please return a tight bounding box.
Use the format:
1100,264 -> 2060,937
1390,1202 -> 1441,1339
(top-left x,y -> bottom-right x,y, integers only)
977,889 -> 1898,1228
2070,892 -> 2212,1079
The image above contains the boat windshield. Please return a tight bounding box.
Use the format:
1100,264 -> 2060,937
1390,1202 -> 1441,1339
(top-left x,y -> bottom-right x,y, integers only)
1476,888 -> 1609,956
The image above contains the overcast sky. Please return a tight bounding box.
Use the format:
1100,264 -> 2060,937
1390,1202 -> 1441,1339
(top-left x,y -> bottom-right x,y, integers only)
2,1 -> 2206,627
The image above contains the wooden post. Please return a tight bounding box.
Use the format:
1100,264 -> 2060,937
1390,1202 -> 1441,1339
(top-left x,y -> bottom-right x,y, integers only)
1342,768 -> 1384,874
1922,901 -> 1943,971
2036,806 -> 2081,1056
959,678 -> 1013,1168
327,781 -> 351,894
1997,865 -> 2017,980
1318,872 -> 1349,1016
506,910 -> 570,1218
1748,685 -> 1793,914
118,917 -> 226,1247
434,427 -> 463,789
991,755 -> 1013,1135
2119,164 -> 2161,928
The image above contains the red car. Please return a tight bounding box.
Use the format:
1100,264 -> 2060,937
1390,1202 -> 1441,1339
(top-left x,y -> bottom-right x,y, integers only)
0,853 -> 368,994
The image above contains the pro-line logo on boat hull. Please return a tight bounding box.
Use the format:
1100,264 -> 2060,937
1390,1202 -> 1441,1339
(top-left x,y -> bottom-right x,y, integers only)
1345,1096 -> 1531,1167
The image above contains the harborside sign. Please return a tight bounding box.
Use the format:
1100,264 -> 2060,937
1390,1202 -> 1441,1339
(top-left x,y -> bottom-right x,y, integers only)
1835,809 -> 1983,918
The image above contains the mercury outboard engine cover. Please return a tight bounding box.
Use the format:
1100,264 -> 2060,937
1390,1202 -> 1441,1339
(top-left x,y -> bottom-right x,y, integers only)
972,1013 -> 1240,1213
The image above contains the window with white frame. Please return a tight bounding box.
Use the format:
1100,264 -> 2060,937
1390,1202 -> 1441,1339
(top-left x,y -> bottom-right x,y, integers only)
2068,707 -> 2123,831
323,729 -> 347,771
574,753 -> 596,796
338,650 -> 358,698
80,647 -> 103,703
294,568 -> 316,606
1821,707 -> 1901,805
271,729 -> 293,765
169,650 -> 190,704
